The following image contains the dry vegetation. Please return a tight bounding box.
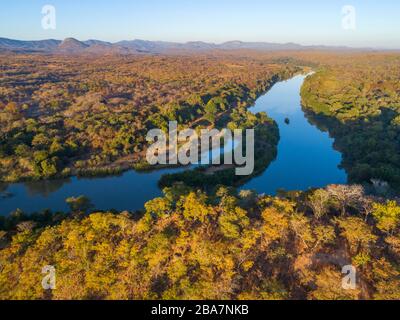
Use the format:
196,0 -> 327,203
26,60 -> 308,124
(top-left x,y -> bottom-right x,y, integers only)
0,53 -> 297,182
301,53 -> 400,190
1,51 -> 400,300
1,184 -> 399,300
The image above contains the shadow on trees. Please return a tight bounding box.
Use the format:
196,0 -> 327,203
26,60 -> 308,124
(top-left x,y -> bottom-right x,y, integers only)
303,107 -> 400,190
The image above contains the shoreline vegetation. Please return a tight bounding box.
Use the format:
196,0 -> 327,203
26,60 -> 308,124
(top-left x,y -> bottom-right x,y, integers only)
158,112 -> 280,189
1,183 -> 400,300
1,52 -> 399,194
0,50 -> 400,300
45,70 -> 290,182
301,55 -> 400,192
0,53 -> 301,184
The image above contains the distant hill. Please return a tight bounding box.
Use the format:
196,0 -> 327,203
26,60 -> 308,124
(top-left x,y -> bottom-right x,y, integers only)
0,38 -> 61,52
0,37 -> 373,54
57,38 -> 89,53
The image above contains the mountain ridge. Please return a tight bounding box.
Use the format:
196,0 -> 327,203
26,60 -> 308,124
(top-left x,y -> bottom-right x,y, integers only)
0,37 -> 377,54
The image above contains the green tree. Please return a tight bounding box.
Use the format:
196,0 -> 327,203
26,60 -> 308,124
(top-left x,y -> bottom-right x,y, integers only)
372,201 -> 400,234
66,196 -> 94,216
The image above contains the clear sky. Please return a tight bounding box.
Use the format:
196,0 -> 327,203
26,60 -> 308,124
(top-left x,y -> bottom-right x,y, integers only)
0,0 -> 399,48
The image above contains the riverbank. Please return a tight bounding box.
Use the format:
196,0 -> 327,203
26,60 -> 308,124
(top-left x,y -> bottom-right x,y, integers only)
0,72 -> 348,215
0,67 -> 302,185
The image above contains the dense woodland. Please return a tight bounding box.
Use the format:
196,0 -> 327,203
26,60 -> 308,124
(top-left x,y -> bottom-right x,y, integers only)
301,54 -> 400,191
1,184 -> 400,300
159,105 -> 280,188
1,51 -> 400,300
0,53 -> 297,182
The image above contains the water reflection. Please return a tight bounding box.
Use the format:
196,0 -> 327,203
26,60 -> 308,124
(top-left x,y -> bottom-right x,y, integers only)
23,178 -> 72,197
1,74 -> 347,215
241,74 -> 347,194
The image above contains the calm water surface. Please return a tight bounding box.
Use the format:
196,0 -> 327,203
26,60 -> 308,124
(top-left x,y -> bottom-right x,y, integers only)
241,74 -> 347,193
0,74 -> 347,215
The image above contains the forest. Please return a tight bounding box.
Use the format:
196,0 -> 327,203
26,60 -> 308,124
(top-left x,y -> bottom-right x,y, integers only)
159,104 -> 280,188
0,53 -> 298,182
1,183 -> 400,300
1,50 -> 400,301
301,53 -> 400,191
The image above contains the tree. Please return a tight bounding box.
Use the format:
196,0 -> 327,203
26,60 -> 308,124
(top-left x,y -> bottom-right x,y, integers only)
371,258 -> 400,300
372,201 -> 400,234
326,185 -> 365,216
181,192 -> 211,222
40,158 -> 58,177
204,100 -> 218,124
4,102 -> 19,114
290,213 -> 315,250
261,207 -> 290,243
309,267 -> 360,300
14,144 -> 30,157
308,189 -> 330,219
238,190 -> 257,209
145,197 -> 173,218
336,217 -> 377,255
65,196 -> 94,216
313,225 -> 336,249
218,207 -> 249,239
359,196 -> 374,222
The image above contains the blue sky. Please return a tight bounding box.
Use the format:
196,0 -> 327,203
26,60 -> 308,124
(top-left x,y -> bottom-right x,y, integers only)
1,0 -> 399,48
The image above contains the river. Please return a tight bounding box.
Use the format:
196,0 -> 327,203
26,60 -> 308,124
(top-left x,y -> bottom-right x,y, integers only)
241,74 -> 347,193
0,74 -> 347,215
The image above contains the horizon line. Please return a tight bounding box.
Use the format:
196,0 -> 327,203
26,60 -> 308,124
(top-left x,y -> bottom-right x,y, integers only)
1,36 -> 400,51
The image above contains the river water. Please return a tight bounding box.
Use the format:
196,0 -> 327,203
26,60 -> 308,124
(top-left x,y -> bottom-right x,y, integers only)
241,74 -> 347,193
0,74 -> 347,215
